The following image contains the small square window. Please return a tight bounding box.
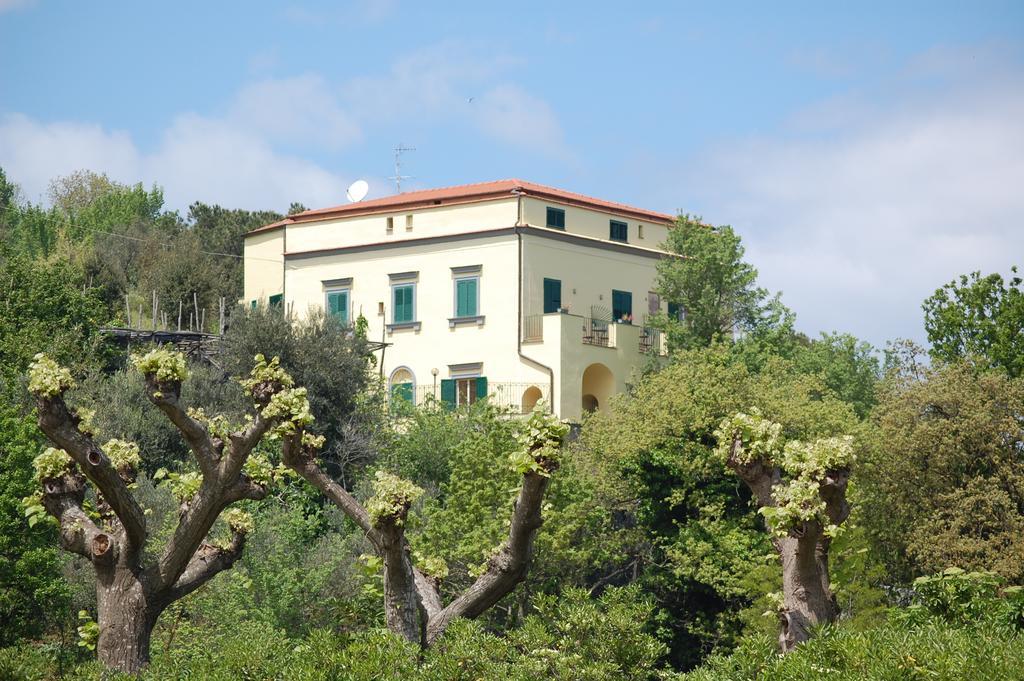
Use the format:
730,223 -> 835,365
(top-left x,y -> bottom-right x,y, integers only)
546,207 -> 565,230
610,220 -> 628,243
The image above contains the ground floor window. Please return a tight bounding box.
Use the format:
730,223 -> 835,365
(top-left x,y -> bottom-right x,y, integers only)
441,376 -> 488,407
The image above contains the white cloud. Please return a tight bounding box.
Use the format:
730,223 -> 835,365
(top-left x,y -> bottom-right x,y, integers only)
229,74 -> 361,150
0,41 -> 568,210
677,47 -> 1024,347
470,84 -> 570,158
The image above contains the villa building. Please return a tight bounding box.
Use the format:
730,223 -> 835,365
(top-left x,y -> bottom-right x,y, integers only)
242,179 -> 677,422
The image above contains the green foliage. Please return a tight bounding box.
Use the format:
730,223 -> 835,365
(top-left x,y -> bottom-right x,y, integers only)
262,387 -> 314,436
154,468 -> 202,504
31,447 -> 73,482
366,471 -> 424,527
27,353 -> 75,398
221,305 -> 376,480
858,361 -> 1024,583
100,438 -> 141,472
76,610 -> 98,651
655,215 -> 771,350
509,403 -> 569,476
575,345 -> 858,669
923,267 -> 1024,376
131,347 -> 188,383
0,406 -> 72,647
221,508 -> 254,535
239,353 -> 294,394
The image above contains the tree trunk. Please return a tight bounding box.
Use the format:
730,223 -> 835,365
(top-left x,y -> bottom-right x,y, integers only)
380,528 -> 421,645
776,534 -> 838,653
95,568 -> 159,675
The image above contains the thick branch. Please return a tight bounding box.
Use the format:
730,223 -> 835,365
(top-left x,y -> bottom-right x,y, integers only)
424,471 -> 552,645
281,434 -> 379,546
36,394 -> 147,552
819,468 -> 851,527
726,436 -> 779,509
40,469 -> 114,564
376,520 -> 421,644
144,376 -> 217,476
222,413 -> 273,482
162,531 -> 247,603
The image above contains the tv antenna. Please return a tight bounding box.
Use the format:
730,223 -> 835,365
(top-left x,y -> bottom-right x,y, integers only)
389,143 -> 415,193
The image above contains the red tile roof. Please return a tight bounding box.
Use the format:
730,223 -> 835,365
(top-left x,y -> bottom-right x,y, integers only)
247,179 -> 675,235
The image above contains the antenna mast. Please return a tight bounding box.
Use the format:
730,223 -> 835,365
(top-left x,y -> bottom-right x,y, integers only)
389,143 -> 415,193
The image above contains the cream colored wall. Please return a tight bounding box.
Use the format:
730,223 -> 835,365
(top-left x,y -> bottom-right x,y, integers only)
518,235 -> 666,420
283,233 -> 550,405
520,233 -> 666,324
521,197 -> 672,250
243,230 -> 285,303
285,198 -> 519,255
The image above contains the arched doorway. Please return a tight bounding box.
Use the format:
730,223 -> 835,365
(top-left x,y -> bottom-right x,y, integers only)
581,363 -> 614,414
389,366 -> 415,405
521,386 -> 543,413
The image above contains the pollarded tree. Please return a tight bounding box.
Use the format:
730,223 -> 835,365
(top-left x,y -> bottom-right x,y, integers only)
281,406 -> 569,646
25,350 -> 312,674
715,409 -> 854,652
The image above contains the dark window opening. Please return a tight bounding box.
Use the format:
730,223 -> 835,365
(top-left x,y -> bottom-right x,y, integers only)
546,207 -> 565,230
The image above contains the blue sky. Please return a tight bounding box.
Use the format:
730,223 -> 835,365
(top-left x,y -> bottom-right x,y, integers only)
2,1 -> 1022,348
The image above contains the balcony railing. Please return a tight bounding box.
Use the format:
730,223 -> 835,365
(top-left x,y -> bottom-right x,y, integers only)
522,314 -> 544,342
581,317 -> 610,347
399,381 -> 551,414
639,326 -> 662,354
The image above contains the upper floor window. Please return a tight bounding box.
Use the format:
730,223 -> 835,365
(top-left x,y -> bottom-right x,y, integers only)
392,283 -> 416,323
546,207 -> 565,230
268,293 -> 283,309
386,216 -> 394,233
325,288 -> 350,325
610,220 -> 628,243
405,214 -> 414,231
454,276 -> 479,318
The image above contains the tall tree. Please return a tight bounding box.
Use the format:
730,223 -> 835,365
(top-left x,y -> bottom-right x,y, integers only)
923,267 -> 1024,377
26,350 -> 311,674
715,409 -> 854,652
281,407 -> 569,646
655,215 -> 770,350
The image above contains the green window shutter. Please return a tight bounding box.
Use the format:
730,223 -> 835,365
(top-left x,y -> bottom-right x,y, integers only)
250,300 -> 257,310
543,278 -> 561,314
391,382 -> 413,404
546,207 -> 565,230
440,379 -> 456,408
268,293 -> 283,308
394,285 -> 413,323
327,290 -> 349,324
475,376 -> 487,399
612,290 -> 632,322
610,220 -> 628,242
456,278 -> 477,317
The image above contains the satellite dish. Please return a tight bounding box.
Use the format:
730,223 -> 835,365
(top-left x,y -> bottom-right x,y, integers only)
346,179 -> 369,203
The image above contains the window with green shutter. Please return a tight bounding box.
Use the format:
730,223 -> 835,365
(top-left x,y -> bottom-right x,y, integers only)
543,278 -> 562,314
326,289 -> 349,325
440,379 -> 456,408
546,207 -> 565,230
391,382 -> 414,405
268,293 -> 283,309
668,302 -> 685,322
455,277 -> 478,317
612,289 -> 633,323
609,220 -> 628,243
392,284 -> 415,323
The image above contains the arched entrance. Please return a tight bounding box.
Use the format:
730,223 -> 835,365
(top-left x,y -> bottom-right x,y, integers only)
581,363 -> 614,414
389,366 -> 415,405
521,386 -> 543,413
